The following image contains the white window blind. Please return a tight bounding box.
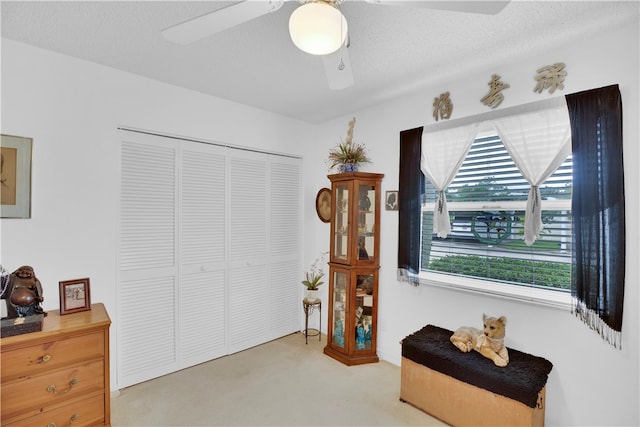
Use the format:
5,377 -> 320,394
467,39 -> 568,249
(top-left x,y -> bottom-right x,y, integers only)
422,133 -> 572,292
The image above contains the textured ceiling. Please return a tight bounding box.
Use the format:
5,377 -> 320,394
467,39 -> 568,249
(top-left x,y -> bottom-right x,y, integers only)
2,1 -> 638,124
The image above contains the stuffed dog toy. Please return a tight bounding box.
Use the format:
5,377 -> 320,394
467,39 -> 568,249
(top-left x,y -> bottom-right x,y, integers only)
450,314 -> 509,367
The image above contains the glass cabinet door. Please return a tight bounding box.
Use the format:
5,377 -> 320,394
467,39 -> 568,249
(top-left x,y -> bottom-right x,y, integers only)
357,183 -> 376,262
332,270 -> 347,348
333,184 -> 349,262
355,272 -> 374,350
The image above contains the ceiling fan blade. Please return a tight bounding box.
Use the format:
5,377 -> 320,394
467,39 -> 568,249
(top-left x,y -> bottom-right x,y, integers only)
365,1 -> 510,15
162,0 -> 285,45
322,44 -> 354,90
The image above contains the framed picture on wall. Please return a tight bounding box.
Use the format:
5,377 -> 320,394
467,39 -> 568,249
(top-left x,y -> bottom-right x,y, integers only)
315,187 -> 332,223
59,278 -> 92,315
1,134 -> 32,218
386,191 -> 398,211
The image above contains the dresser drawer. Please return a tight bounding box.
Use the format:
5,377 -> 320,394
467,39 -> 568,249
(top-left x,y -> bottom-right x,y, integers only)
1,331 -> 105,381
3,393 -> 105,427
1,360 -> 104,419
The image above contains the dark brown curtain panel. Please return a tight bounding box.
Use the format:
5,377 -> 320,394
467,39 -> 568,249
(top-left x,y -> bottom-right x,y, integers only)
397,127 -> 424,286
566,84 -> 625,348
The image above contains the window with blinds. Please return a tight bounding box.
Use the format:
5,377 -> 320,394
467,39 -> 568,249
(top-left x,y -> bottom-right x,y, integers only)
421,133 -> 572,291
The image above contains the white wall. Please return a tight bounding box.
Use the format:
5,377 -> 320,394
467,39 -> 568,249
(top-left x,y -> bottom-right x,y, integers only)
305,19 -> 639,427
2,14 -> 638,427
0,38 -> 310,393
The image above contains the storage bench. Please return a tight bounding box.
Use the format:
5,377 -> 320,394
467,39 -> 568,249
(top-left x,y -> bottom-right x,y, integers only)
400,324 -> 553,427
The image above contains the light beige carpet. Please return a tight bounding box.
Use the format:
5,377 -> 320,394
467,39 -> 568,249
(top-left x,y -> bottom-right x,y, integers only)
111,332 -> 445,426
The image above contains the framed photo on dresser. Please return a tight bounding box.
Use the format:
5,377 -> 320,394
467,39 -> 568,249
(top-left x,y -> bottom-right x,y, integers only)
59,278 -> 91,315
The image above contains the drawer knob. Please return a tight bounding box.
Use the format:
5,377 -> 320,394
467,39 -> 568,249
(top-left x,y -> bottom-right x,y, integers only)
46,378 -> 79,395
47,423 -> 56,427
42,354 -> 52,362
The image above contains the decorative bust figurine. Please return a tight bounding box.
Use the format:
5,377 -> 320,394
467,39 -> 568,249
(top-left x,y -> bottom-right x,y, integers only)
1,266 -> 46,318
359,189 -> 372,211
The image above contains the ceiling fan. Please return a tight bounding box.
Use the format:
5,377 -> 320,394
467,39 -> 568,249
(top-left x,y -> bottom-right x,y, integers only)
161,1 -> 510,90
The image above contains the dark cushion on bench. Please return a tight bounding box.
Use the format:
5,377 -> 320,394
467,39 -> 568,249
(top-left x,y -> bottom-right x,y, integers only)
402,324 -> 553,408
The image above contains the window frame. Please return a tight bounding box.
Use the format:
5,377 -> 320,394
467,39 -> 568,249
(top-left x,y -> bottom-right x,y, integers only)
418,271 -> 571,310
415,98 -> 573,310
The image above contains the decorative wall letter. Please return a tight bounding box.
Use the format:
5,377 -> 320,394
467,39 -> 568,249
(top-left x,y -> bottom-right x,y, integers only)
534,62 -> 567,94
481,74 -> 510,109
433,92 -> 453,121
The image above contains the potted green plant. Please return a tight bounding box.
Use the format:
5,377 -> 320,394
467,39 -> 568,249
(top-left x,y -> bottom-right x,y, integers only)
328,117 -> 371,173
301,252 -> 328,302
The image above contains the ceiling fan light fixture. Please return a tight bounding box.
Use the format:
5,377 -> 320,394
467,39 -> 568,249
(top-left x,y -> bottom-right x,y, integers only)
289,2 -> 348,55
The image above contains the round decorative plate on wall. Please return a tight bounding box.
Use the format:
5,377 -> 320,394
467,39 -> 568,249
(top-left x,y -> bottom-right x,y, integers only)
315,188 -> 331,223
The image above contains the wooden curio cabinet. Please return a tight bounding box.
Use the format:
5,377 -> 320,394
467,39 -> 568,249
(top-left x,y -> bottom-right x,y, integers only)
324,172 -> 383,365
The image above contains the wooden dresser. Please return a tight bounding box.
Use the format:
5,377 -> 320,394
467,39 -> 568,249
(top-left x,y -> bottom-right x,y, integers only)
1,303 -> 111,426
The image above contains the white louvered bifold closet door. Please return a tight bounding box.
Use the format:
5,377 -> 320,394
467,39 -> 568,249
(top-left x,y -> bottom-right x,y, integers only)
269,156 -> 302,338
118,130 -> 301,388
227,151 -> 302,353
178,141 -> 228,368
227,149 -> 269,353
119,131 -> 180,388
